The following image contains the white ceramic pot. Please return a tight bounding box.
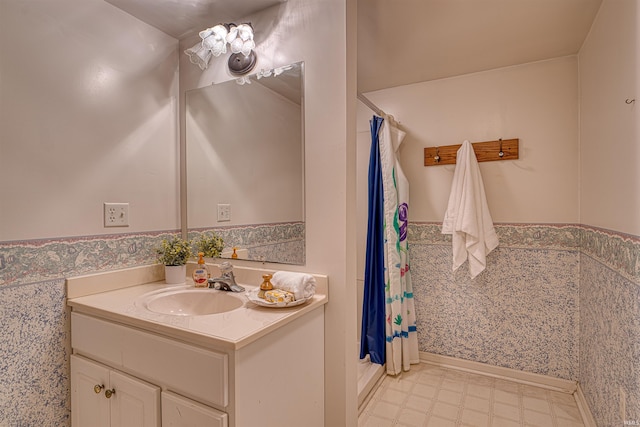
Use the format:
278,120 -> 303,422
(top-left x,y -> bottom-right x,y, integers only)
164,265 -> 187,285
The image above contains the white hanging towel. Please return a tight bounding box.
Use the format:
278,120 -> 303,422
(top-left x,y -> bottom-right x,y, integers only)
442,140 -> 499,278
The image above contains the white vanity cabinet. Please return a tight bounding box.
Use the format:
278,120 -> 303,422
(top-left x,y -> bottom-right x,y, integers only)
71,354 -> 161,427
69,300 -> 325,427
67,266 -> 327,427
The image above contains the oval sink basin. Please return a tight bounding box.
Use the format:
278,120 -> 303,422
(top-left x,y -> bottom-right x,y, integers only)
144,289 -> 244,316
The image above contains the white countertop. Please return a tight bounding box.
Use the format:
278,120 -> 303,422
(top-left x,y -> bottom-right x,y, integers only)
67,265 -> 328,351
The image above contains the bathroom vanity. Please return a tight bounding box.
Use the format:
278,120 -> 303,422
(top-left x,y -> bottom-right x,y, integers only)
67,265 -> 327,427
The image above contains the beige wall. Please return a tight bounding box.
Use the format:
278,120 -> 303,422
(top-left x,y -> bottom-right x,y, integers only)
579,0 -> 639,236
179,1 -> 358,424
359,56 -> 580,226
0,0 -> 180,241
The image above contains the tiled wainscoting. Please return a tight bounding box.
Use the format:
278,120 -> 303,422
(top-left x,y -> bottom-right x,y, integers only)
408,223 -> 581,380
0,223 -> 637,425
407,223 -> 640,426
0,279 -> 69,426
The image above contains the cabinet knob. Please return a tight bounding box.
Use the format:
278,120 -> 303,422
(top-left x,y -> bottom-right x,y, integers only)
94,384 -> 104,394
104,389 -> 116,399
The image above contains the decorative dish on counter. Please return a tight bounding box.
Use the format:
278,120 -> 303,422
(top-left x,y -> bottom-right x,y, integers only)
245,288 -> 312,308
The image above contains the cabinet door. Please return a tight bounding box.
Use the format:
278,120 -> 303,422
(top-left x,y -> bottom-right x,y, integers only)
71,355 -> 110,427
162,391 -> 228,427
110,370 -> 161,427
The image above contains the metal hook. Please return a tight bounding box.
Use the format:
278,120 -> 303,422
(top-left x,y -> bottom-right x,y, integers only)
434,147 -> 440,163
625,99 -> 636,104
498,138 -> 504,158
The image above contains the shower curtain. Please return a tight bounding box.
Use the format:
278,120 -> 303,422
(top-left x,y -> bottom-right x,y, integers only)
360,115 -> 419,375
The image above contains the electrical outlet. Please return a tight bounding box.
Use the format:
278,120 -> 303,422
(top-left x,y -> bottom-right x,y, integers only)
217,204 -> 231,222
104,202 -> 129,227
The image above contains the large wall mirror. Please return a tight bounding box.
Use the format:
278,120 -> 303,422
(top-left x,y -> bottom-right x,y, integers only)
186,62 -> 305,265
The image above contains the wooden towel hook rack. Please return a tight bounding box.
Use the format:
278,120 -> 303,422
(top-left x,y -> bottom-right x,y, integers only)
424,138 -> 519,166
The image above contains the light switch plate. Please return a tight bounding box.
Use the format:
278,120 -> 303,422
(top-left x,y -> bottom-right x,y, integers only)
104,202 -> 129,227
217,204 -> 231,222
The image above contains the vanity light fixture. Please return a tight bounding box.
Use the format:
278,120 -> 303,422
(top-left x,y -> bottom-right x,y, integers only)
184,23 -> 257,75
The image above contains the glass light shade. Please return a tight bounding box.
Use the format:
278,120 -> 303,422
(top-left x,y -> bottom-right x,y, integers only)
226,25 -> 238,44
211,24 -> 228,39
184,42 -> 212,70
202,35 -> 226,57
236,24 -> 254,41
241,39 -> 255,57
201,35 -> 216,49
211,41 -> 226,57
198,28 -> 213,39
230,37 -> 244,54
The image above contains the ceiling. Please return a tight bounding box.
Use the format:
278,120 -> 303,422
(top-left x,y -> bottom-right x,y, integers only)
105,0 -> 284,39
105,0 -> 603,93
357,0 -> 602,93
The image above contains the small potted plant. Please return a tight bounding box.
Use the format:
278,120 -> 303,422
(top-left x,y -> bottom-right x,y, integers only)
156,235 -> 192,284
193,232 -> 225,260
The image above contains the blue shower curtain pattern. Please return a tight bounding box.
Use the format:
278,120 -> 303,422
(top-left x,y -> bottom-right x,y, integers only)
361,115 -> 419,374
360,116 -> 386,365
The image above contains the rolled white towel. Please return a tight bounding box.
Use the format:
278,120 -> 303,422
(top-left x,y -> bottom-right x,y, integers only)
271,271 -> 316,301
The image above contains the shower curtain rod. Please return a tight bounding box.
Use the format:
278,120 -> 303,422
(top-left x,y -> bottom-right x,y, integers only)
357,93 -> 401,128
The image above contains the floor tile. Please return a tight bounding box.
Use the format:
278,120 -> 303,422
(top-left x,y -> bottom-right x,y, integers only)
523,408 -> 553,426
492,416 -> 522,427
431,401 -> 460,419
442,378 -> 466,393
413,383 -> 438,399
493,402 -> 521,421
494,389 -> 520,406
417,374 -> 443,387
437,389 -> 464,405
467,384 -> 493,398
552,402 -> 582,421
426,415 -> 457,426
379,388 -> 408,405
405,394 -> 433,411
358,363 -> 586,427
397,407 -> 428,426
463,395 -> 491,413
460,408 -> 490,426
371,400 -> 401,419
523,396 -> 550,413
360,414 -> 395,427
388,378 -> 415,393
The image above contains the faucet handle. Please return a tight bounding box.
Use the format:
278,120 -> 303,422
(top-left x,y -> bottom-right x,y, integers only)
219,261 -> 233,275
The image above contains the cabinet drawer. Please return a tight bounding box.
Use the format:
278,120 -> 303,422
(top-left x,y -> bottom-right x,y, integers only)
71,312 -> 228,408
162,391 -> 227,427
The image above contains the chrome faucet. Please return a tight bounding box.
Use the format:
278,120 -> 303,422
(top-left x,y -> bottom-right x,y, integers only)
208,262 -> 245,292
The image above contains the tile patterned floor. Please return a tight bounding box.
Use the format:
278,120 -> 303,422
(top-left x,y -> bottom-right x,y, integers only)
358,363 -> 585,427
